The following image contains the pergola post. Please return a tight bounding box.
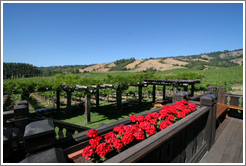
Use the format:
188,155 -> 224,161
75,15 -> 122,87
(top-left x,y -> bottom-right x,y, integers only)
162,86 -> 166,100
191,83 -> 195,97
85,94 -> 91,123
152,85 -> 156,103
66,91 -> 72,114
96,88 -> 99,109
116,88 -> 122,114
184,84 -> 188,92
56,90 -> 60,110
138,85 -> 142,107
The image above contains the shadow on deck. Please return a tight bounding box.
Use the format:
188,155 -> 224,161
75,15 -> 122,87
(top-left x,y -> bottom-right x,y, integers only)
200,117 -> 243,163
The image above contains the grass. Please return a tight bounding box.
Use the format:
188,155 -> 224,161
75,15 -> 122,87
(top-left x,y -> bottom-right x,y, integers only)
45,96 -> 166,129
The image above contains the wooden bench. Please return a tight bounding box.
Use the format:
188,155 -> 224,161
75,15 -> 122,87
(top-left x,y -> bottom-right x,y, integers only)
227,105 -> 243,111
35,107 -> 55,115
216,104 -> 243,126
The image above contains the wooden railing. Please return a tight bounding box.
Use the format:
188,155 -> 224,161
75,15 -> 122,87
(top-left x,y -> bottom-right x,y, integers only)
27,116 -> 90,140
224,93 -> 243,108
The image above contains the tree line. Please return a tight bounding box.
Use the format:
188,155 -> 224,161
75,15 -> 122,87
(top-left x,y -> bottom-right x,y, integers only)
3,62 -> 42,79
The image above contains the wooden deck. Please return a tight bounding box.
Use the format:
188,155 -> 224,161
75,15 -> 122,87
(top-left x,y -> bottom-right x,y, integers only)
200,117 -> 243,163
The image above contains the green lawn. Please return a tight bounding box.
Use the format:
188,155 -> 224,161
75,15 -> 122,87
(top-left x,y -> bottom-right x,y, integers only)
48,98 -> 160,129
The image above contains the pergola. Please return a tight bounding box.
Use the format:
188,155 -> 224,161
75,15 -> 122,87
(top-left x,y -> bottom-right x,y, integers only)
142,79 -> 201,102
54,79 -> 201,124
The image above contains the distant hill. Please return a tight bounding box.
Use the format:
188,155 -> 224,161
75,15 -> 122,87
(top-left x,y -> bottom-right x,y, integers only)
79,49 -> 243,73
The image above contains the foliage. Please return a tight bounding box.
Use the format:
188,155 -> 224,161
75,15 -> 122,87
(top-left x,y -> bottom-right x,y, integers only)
140,67 -> 157,74
109,58 -> 135,71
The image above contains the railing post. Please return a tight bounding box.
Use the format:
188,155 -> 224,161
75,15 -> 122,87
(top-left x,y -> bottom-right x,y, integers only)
172,85 -> 178,103
23,119 -> 56,154
218,86 -> 226,104
173,92 -> 191,103
12,105 -> 29,140
18,100 -> 29,114
200,94 -> 217,150
207,86 -> 217,94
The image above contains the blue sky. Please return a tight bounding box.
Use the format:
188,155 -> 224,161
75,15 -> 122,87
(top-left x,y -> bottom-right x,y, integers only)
2,2 -> 244,67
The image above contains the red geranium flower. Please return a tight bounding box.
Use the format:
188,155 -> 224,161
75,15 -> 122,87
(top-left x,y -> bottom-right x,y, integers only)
113,139 -> 123,149
121,132 -> 134,145
96,143 -> 111,157
106,137 -> 117,146
188,103 -> 197,112
175,102 -> 187,111
145,124 -> 156,136
182,108 -> 191,115
129,114 -> 137,122
159,120 -> 173,130
139,121 -> 151,130
149,119 -> 157,125
137,115 -> 145,122
87,129 -> 98,138
151,112 -> 159,119
166,114 -> 175,122
133,128 -> 145,141
89,136 -> 102,147
158,109 -> 168,119
180,99 -> 189,105
82,145 -> 95,159
113,124 -> 126,135
176,111 -> 186,119
104,132 -> 117,140
144,115 -> 152,122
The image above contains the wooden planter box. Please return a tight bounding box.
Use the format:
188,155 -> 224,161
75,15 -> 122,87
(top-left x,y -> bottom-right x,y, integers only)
67,104 -> 215,163
105,106 -> 210,163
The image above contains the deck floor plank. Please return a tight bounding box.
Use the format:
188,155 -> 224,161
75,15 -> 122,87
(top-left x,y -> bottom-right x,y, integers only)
215,117 -> 230,140
219,119 -> 243,163
238,146 -> 243,163
200,117 -> 243,163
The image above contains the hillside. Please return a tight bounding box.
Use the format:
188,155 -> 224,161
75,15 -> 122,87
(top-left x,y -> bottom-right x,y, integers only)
79,49 -> 243,73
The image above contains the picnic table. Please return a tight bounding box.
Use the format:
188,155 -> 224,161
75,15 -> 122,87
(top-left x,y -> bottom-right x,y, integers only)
152,100 -> 166,108
114,101 -> 132,110
35,107 -> 55,116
